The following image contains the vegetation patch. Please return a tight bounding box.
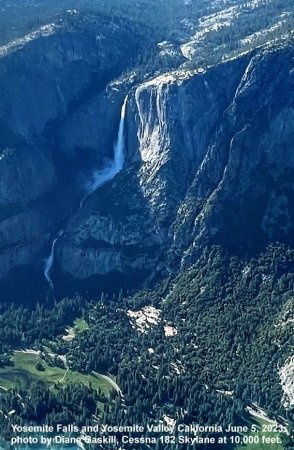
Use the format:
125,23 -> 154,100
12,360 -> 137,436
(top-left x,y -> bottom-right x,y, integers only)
0,351 -> 111,395
73,318 -> 89,333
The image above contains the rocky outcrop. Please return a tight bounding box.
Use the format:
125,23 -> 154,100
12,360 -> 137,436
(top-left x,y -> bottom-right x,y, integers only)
280,355 -> 294,408
0,13 -> 143,286
55,42 -> 294,290
175,44 -> 294,265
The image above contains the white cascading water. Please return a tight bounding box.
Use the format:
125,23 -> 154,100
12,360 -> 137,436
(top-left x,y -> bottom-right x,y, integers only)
44,230 -> 64,289
44,96 -> 128,289
85,94 -> 127,196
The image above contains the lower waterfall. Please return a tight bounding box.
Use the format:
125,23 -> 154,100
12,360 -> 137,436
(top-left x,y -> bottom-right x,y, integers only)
44,230 -> 64,289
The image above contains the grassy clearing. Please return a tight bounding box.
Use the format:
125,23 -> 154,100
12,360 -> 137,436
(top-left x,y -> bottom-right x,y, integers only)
0,351 -> 111,395
62,318 -> 88,341
74,318 -> 89,332
238,416 -> 284,450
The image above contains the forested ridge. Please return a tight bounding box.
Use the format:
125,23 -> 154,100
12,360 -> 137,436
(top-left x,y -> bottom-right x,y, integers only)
0,245 -> 293,448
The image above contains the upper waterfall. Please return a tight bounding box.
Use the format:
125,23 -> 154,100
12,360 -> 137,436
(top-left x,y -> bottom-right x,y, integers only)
87,95 -> 127,193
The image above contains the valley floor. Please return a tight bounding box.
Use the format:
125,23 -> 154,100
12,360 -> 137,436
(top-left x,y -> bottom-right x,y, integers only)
0,350 -> 112,394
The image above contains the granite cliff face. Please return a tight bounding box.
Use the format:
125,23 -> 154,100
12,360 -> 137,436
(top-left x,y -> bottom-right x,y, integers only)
0,14 -> 142,291
0,7 -> 293,298
55,58 -> 247,286
54,42 -> 294,293
175,44 -> 294,265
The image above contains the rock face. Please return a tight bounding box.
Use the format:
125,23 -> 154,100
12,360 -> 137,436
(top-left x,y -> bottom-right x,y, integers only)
0,14 -> 143,287
174,44 -> 294,265
1,9 -> 293,298
55,42 -> 294,291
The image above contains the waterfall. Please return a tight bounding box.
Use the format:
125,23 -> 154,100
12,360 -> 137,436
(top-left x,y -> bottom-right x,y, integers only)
44,96 -> 128,288
113,95 -> 127,171
80,95 -> 127,208
44,230 -> 63,289
87,95 -> 127,193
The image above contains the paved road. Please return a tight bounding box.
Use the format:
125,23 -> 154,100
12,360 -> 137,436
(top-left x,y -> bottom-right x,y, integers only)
94,372 -> 122,396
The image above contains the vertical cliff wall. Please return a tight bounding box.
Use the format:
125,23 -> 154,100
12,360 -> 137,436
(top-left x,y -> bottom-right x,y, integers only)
54,53 -> 250,289
0,15 -> 143,299
55,43 -> 294,293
